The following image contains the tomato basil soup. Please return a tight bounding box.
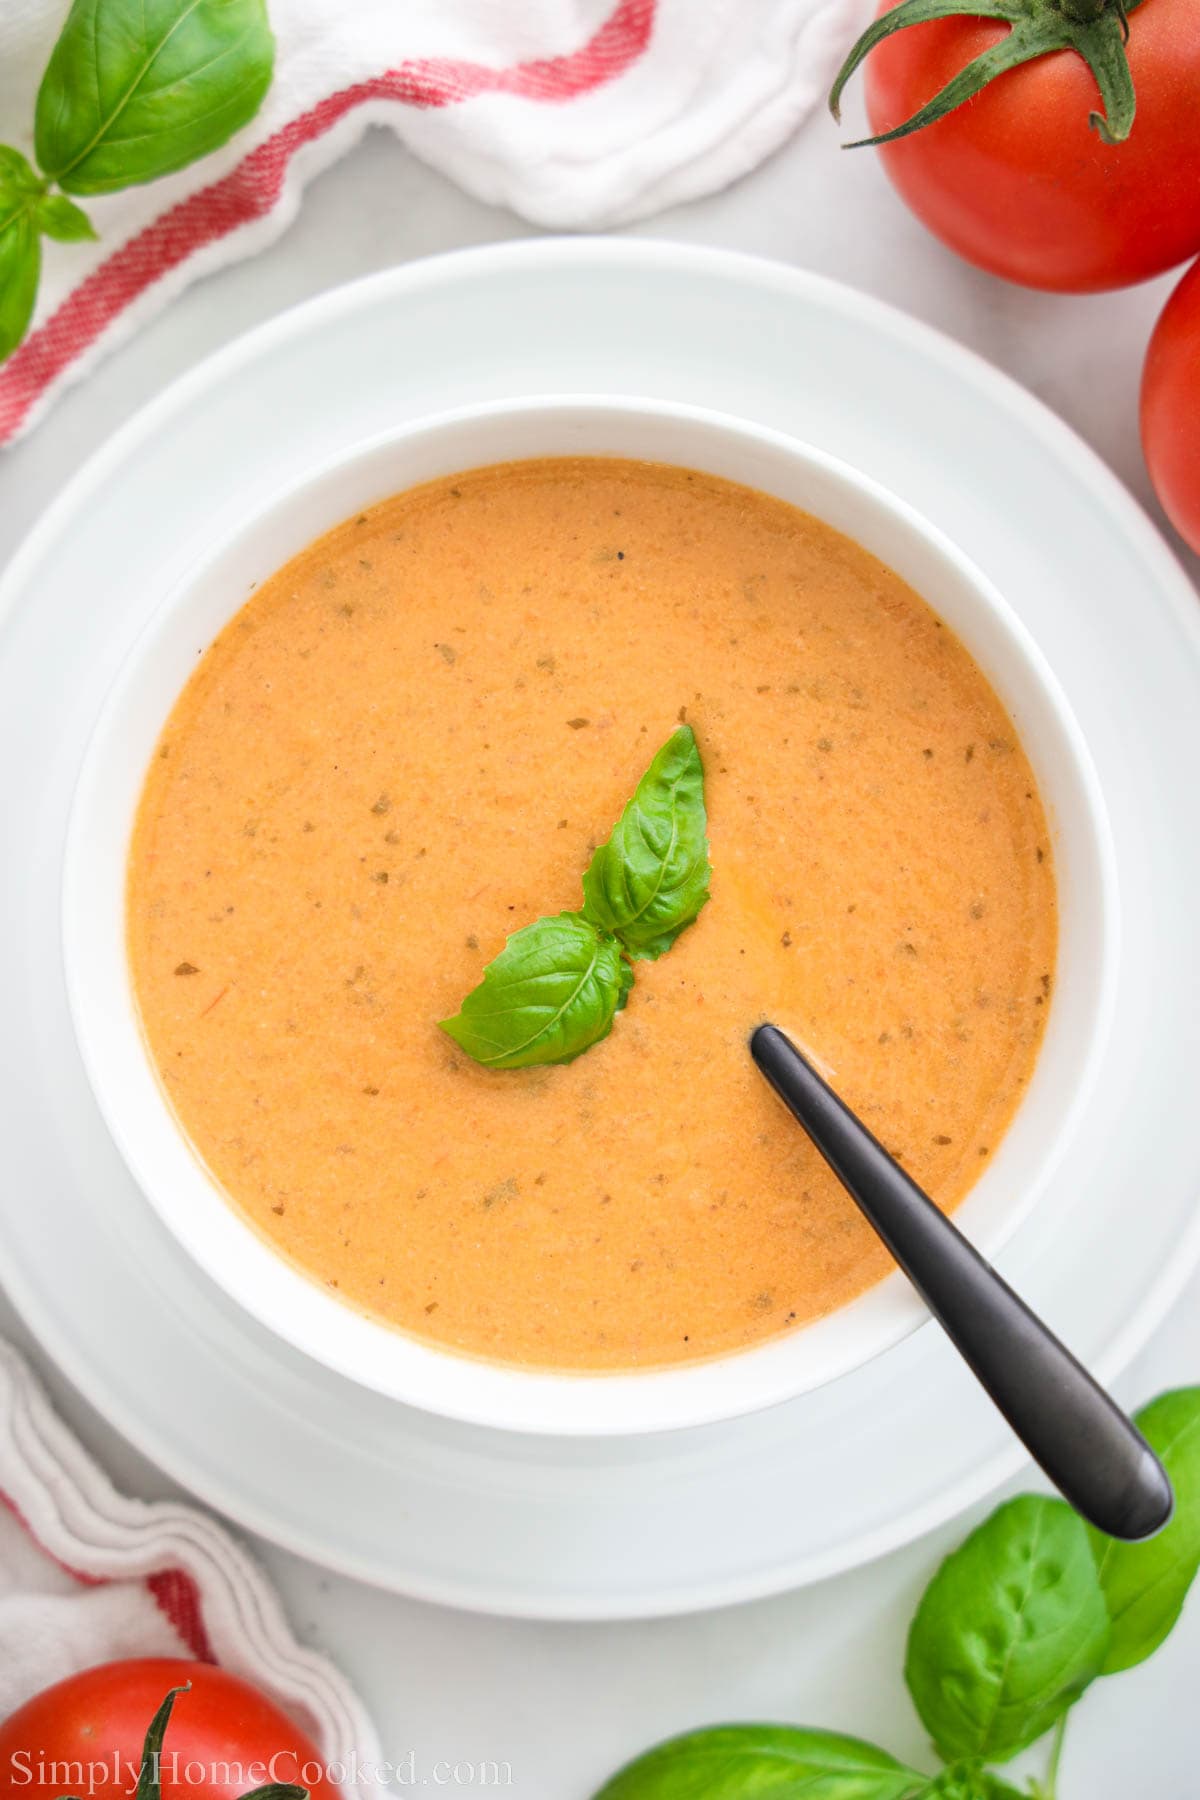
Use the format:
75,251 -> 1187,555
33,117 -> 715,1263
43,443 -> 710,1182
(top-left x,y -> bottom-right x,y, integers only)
127,458 -> 1056,1370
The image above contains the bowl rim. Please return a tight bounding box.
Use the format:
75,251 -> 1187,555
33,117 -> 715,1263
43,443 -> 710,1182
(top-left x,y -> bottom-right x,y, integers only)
61,392 -> 1120,1436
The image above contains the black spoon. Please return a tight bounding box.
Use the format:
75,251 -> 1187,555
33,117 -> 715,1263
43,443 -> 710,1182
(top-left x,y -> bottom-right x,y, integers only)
750,1022 -> 1172,1542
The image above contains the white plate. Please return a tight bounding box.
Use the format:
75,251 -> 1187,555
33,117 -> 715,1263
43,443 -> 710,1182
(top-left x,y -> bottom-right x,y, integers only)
1,239 -> 1198,1619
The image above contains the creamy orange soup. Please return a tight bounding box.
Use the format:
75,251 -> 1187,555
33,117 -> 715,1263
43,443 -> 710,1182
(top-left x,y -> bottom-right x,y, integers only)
128,458 -> 1056,1370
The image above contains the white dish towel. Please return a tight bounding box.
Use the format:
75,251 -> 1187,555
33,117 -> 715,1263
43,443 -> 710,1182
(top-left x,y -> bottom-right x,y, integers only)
0,1339 -> 378,1771
0,0 -> 866,444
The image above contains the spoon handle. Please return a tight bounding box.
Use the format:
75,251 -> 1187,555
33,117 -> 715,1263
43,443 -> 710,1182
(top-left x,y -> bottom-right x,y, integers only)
750,1023 -> 1172,1542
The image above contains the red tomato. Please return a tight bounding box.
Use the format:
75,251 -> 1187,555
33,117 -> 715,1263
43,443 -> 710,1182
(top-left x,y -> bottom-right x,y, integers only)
860,0 -> 1200,292
1142,257 -> 1200,554
0,1660 -> 341,1800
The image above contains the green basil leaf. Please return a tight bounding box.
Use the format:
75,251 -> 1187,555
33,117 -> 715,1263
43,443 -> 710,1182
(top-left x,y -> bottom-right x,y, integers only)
1088,1385 -> 1200,1673
593,1724 -> 931,1799
0,209 -> 41,364
922,1764 -> 1029,1800
36,193 -> 98,243
35,0 -> 275,197
582,724 -> 711,960
441,913 -> 628,1069
0,146 -> 45,203
0,149 -> 49,361
904,1496 -> 1109,1765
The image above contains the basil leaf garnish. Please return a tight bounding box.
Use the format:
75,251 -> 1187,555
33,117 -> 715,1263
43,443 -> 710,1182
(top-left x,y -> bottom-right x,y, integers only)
582,724 -> 711,960
35,0 -> 275,197
1088,1385 -> 1200,1673
445,724 -> 709,1070
441,913 -> 628,1070
592,1724 -> 931,1799
904,1496 -> 1109,1766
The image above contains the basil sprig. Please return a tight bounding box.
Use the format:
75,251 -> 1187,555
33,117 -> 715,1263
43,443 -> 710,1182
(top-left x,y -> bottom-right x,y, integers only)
595,1386 -> 1200,1800
0,0 -> 274,363
442,726 -> 709,1070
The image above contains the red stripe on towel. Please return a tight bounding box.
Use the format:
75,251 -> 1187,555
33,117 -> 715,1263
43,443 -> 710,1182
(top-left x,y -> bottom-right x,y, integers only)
2,1488 -> 216,1659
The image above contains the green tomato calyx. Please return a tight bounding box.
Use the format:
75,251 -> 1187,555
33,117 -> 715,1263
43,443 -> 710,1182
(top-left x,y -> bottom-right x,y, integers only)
829,0 -> 1144,150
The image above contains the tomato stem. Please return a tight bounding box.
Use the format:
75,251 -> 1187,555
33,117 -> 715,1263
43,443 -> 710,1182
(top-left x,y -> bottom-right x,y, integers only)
830,0 -> 1147,148
1075,12 -> 1137,141
1057,0 -> 1118,22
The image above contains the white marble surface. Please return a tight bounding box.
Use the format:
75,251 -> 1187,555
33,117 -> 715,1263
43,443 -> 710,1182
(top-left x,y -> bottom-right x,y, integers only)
2,98 -> 1199,1799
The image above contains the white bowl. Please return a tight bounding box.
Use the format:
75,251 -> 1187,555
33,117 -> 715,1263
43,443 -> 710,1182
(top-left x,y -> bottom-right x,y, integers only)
62,397 -> 1118,1436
